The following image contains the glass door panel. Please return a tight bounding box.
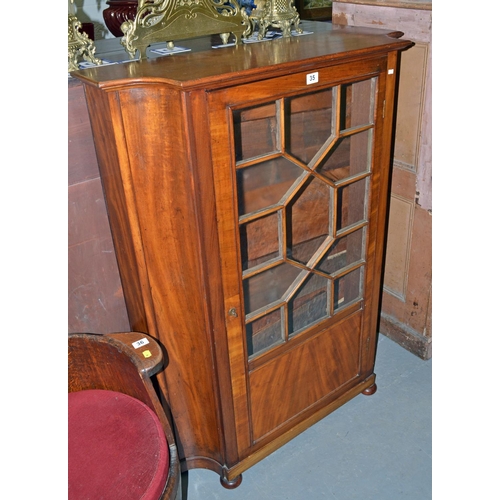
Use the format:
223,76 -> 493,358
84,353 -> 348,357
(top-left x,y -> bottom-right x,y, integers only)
286,176 -> 332,266
316,129 -> 373,182
336,178 -> 369,231
339,78 -> 376,131
285,88 -> 335,165
334,266 -> 364,312
246,309 -> 284,357
234,103 -> 279,161
236,157 -> 305,216
317,227 -> 366,276
288,272 -> 330,336
234,77 -> 377,359
240,213 -> 282,271
243,263 -> 305,315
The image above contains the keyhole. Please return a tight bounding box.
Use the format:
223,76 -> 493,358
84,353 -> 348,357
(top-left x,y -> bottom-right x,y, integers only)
228,307 -> 238,318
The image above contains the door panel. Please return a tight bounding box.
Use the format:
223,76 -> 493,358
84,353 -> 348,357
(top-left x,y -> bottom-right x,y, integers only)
249,311 -> 362,442
207,60 -> 386,457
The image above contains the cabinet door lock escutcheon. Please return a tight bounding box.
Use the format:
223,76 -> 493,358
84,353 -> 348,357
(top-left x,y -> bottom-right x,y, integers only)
228,307 -> 238,318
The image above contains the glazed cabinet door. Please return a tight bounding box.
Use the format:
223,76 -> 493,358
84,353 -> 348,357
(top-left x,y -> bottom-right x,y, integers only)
207,55 -> 393,463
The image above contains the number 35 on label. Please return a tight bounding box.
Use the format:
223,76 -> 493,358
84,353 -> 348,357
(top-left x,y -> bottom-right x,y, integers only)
307,72 -> 319,85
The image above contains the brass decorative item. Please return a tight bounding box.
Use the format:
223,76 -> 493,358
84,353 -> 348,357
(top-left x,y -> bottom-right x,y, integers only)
68,0 -> 102,72
121,0 -> 253,60
250,0 -> 302,39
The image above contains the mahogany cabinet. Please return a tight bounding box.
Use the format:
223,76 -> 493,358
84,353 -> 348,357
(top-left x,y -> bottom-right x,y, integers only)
72,22 -> 411,487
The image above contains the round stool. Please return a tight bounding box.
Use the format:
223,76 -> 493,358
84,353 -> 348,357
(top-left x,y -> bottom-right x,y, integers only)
69,389 -> 170,500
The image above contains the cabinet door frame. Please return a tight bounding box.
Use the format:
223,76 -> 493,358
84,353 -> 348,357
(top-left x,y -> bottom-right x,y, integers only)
207,53 -> 397,460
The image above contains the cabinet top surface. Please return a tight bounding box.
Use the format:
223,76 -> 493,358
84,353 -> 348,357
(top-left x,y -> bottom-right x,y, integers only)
71,22 -> 412,91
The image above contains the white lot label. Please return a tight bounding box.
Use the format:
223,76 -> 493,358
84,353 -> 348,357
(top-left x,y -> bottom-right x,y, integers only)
132,338 -> 150,349
307,72 -> 319,85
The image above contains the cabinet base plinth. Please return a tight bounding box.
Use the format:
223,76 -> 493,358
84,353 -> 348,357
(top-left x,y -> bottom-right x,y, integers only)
220,474 -> 242,489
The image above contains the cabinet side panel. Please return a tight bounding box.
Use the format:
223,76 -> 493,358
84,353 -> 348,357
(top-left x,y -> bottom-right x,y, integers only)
249,312 -> 362,442
358,57 -> 390,376
114,86 -> 224,468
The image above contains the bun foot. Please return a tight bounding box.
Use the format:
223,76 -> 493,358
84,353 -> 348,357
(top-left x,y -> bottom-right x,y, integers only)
220,474 -> 242,489
362,383 -> 377,396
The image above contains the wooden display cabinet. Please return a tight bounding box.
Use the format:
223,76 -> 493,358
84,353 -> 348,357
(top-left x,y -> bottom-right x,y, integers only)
72,22 -> 411,487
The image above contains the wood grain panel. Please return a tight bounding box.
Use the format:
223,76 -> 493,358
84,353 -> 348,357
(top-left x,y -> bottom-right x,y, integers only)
68,80 -> 100,185
383,194 -> 413,299
68,179 -> 129,334
381,204 -> 431,333
393,43 -> 428,170
68,177 -> 111,247
249,312 -> 362,441
68,79 -> 129,334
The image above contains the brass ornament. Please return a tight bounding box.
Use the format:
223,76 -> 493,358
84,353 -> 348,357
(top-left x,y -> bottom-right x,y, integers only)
250,0 -> 302,39
68,1 -> 102,72
121,0 -> 253,60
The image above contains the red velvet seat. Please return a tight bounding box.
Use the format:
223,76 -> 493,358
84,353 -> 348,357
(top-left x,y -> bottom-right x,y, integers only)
69,390 -> 170,500
68,332 -> 180,500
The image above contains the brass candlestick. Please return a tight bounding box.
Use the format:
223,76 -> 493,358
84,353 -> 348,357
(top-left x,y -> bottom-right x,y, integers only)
250,0 -> 302,39
68,0 -> 102,72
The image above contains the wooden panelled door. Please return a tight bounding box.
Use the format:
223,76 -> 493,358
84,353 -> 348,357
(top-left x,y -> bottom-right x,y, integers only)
207,56 -> 392,466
